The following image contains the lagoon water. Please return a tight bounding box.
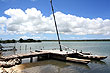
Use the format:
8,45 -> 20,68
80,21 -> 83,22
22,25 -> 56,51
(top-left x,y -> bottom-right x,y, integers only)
1,41 -> 110,73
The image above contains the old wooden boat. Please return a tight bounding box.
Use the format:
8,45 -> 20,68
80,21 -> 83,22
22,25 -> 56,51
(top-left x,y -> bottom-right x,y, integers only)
66,57 -> 90,64
61,45 -> 107,60
70,53 -> 107,60
38,50 -> 90,64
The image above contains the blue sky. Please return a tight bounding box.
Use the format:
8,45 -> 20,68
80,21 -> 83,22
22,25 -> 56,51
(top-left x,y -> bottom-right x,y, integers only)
0,0 -> 110,40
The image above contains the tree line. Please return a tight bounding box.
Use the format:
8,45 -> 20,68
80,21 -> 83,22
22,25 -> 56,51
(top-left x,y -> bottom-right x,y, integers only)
0,38 -> 41,43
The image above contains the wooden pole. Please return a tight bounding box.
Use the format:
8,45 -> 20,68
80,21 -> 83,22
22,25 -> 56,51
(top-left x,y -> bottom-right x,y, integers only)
30,57 -> 33,63
25,45 -> 27,50
50,0 -> 62,51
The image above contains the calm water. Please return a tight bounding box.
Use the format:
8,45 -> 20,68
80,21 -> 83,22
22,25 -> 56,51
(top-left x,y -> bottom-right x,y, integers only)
1,41 -> 110,73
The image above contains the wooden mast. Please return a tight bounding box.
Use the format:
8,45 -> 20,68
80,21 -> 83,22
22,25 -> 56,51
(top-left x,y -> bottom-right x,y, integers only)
50,0 -> 62,51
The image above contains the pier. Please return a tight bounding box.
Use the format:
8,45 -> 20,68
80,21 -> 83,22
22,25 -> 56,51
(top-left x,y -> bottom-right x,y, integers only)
0,48 -> 107,68
0,51 -> 50,62
0,50 -> 91,67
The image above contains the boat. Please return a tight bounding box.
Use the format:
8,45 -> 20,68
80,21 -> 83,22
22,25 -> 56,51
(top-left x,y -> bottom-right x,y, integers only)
70,52 -> 107,60
66,57 -> 90,64
61,45 -> 107,60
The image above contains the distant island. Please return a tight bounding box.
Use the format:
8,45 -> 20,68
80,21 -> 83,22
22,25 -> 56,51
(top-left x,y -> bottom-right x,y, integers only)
0,39 -> 110,43
0,38 -> 42,43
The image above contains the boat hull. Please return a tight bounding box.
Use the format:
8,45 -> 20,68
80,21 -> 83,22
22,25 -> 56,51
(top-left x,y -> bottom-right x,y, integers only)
68,53 -> 107,60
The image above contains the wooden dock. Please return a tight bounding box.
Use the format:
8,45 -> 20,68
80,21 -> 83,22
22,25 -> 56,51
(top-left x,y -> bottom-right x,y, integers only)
0,51 -> 50,61
0,50 -> 91,67
0,49 -> 107,67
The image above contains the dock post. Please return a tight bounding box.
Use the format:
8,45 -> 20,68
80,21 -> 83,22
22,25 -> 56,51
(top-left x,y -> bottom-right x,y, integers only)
47,54 -> 50,59
30,47 -> 31,51
80,50 -> 82,53
13,46 -> 16,50
76,49 -> 77,53
13,46 -> 16,55
20,46 -> 21,50
37,56 -> 40,61
25,45 -> 27,50
30,57 -> 33,63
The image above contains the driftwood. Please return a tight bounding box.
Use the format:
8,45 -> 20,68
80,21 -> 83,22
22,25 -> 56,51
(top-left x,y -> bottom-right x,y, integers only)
0,67 -> 18,73
0,58 -> 21,68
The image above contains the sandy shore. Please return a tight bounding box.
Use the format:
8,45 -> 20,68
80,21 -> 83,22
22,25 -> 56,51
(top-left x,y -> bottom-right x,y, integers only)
0,67 -> 21,73
0,65 -> 24,73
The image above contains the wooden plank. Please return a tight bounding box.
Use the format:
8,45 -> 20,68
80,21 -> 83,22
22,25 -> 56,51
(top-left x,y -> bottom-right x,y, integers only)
66,57 -> 90,64
0,51 -> 50,61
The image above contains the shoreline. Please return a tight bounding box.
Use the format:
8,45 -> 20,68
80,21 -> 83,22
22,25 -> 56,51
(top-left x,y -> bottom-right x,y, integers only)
1,39 -> 110,44
42,39 -> 110,41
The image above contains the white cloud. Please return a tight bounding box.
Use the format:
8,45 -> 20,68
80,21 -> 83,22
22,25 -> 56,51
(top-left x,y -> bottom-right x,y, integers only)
0,16 -> 7,34
1,8 -> 110,36
0,16 -> 7,23
4,8 -> 55,34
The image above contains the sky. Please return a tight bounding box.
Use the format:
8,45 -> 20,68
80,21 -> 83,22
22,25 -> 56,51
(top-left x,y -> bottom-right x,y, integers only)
0,0 -> 110,40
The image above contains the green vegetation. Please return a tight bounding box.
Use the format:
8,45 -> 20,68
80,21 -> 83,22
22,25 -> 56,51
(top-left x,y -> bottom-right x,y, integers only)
0,38 -> 42,43
0,39 -> 110,43
0,39 -> 16,43
18,38 -> 41,43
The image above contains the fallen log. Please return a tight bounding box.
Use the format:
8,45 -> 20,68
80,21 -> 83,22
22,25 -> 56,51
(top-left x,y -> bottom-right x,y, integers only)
0,58 -> 21,68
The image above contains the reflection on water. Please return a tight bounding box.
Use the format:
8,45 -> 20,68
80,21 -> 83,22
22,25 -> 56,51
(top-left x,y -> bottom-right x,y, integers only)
22,65 -> 78,73
15,59 -> 108,73
15,60 -> 89,73
90,60 -> 106,65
